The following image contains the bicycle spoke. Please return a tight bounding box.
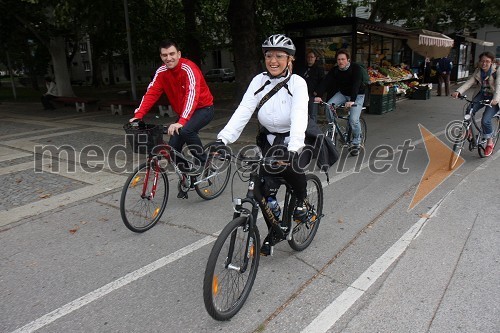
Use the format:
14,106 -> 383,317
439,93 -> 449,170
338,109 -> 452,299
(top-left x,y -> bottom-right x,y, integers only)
120,162 -> 169,232
204,218 -> 259,321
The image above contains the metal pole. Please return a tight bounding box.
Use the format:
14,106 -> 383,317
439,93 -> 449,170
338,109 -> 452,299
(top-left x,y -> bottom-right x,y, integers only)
123,0 -> 137,100
6,50 -> 17,100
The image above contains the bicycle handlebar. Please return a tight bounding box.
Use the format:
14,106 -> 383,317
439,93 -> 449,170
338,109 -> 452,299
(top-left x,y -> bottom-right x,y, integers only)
314,101 -> 358,108
457,94 -> 492,107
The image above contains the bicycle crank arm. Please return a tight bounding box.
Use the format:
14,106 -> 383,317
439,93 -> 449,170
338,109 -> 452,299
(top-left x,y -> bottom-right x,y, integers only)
193,171 -> 218,186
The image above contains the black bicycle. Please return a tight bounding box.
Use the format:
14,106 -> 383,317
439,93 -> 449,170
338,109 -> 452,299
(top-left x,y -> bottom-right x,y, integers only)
203,147 -> 323,321
120,122 -> 231,232
449,95 -> 500,170
317,101 -> 367,156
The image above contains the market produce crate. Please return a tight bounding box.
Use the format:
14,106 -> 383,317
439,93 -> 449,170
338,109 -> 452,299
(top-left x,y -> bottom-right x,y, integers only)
410,89 -> 431,100
369,93 -> 396,114
370,85 -> 390,95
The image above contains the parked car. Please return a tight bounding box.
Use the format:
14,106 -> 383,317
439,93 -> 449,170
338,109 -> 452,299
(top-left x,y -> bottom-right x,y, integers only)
204,68 -> 235,82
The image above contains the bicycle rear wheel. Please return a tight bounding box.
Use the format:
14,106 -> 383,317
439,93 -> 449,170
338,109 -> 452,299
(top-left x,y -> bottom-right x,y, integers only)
195,144 -> 231,200
335,116 -> 367,148
449,124 -> 467,170
120,161 -> 169,232
288,174 -> 323,251
203,217 -> 260,321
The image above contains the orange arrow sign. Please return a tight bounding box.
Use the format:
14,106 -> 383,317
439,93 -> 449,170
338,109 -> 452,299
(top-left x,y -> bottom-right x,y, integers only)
409,124 -> 465,210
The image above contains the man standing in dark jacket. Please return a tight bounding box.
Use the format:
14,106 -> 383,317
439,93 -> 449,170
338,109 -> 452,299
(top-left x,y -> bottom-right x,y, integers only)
314,49 -> 365,155
299,50 -> 324,122
437,56 -> 453,96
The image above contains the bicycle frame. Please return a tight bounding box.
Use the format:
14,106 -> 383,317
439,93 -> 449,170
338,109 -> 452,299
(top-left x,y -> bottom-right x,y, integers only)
232,170 -> 293,242
138,144 -> 214,200
461,97 -> 495,150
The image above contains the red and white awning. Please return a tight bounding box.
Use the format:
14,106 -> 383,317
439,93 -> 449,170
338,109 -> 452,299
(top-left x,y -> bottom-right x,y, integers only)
417,30 -> 454,47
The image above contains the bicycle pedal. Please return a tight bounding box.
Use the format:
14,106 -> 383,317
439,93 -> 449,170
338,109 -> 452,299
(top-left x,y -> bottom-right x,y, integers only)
177,191 -> 189,199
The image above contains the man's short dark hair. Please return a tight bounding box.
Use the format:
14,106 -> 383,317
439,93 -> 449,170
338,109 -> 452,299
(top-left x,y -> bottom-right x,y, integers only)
159,39 -> 180,51
336,49 -> 350,60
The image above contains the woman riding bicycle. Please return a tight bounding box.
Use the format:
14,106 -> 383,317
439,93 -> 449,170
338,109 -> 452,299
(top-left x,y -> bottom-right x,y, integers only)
214,34 -> 312,255
452,51 -> 500,156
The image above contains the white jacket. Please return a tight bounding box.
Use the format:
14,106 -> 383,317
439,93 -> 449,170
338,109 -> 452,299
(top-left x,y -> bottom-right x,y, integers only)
217,73 -> 308,153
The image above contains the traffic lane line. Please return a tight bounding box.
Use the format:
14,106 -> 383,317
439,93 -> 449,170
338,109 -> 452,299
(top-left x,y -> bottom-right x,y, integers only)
300,199 -> 443,333
9,235 -> 218,333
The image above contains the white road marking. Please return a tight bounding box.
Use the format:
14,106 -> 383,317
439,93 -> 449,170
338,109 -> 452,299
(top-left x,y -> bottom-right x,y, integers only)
300,199 -> 444,333
10,235 -> 218,333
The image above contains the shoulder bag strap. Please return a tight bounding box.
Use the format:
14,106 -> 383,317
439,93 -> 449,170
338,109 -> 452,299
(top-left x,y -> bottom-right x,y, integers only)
254,76 -> 291,114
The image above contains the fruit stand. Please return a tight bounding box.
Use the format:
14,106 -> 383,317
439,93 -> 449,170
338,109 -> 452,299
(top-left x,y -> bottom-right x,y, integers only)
367,66 -> 417,114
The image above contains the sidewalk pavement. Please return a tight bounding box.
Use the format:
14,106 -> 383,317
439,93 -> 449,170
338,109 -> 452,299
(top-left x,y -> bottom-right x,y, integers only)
341,152 -> 500,332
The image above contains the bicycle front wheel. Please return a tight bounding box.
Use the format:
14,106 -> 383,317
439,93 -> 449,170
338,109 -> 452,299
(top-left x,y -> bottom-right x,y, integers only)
203,217 -> 260,321
195,144 -> 231,200
334,116 -> 367,148
120,161 -> 169,232
449,124 -> 467,170
288,174 -> 323,251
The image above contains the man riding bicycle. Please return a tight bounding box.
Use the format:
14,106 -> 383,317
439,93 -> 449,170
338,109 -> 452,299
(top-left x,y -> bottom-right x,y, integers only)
452,51 -> 499,157
313,49 -> 366,156
130,39 -> 215,171
213,34 -> 313,255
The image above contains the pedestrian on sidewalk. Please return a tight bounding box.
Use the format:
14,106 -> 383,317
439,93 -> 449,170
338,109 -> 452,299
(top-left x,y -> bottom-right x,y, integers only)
452,51 -> 499,157
129,39 -> 215,173
437,56 -> 453,96
297,49 -> 324,122
41,77 -> 58,110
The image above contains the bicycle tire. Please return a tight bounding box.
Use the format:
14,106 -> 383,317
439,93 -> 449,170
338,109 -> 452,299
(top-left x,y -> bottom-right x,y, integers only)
492,116 -> 500,152
120,161 -> 169,233
334,116 -> 367,148
195,144 -> 231,200
449,124 -> 467,170
203,217 -> 260,321
288,174 -> 323,251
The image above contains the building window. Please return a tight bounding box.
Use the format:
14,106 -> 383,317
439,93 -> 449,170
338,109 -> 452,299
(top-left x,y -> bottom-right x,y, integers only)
83,61 -> 91,72
80,43 -> 88,53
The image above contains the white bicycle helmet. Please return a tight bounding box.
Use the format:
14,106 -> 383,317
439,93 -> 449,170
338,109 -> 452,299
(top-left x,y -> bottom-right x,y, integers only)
262,34 -> 296,56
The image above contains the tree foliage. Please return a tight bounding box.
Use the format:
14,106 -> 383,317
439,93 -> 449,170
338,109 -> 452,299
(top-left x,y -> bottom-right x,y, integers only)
2,0 -> 499,99
365,0 -> 500,31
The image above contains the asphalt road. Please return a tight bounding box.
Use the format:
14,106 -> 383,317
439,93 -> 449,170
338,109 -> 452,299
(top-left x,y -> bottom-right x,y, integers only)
1,90 -> 499,333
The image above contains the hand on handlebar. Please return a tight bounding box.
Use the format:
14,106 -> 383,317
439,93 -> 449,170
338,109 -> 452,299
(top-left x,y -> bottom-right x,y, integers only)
167,122 -> 183,136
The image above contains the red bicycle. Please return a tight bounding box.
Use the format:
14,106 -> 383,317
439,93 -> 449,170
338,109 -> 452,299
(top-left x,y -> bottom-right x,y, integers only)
120,122 -> 231,232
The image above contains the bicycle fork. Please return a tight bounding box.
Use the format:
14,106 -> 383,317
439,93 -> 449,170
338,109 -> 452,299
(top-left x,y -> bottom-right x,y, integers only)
140,159 -> 160,200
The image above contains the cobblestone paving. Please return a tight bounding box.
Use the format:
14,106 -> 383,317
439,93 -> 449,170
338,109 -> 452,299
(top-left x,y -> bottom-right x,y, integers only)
33,130 -> 128,154
0,169 -> 88,211
2,120 -> 53,136
0,155 -> 33,168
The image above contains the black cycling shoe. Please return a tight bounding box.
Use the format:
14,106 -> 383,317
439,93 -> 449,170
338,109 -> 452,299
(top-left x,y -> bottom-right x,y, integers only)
349,144 -> 360,156
293,202 -> 309,224
260,241 -> 272,256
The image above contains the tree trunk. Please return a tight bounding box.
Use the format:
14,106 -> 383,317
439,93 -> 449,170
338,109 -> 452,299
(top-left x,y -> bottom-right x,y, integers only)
227,0 -> 260,102
49,37 -> 74,97
182,0 -> 202,66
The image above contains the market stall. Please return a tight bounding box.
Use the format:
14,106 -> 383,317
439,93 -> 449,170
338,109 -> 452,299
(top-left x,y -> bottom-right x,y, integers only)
286,17 -> 437,115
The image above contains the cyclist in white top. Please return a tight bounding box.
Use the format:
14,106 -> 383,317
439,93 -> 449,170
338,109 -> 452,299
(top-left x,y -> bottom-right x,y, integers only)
215,34 -> 311,255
